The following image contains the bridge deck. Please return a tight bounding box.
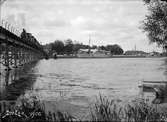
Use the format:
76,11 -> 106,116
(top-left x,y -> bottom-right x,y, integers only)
0,26 -> 47,69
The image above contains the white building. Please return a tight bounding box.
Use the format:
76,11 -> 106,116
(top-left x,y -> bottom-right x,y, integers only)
77,49 -> 111,57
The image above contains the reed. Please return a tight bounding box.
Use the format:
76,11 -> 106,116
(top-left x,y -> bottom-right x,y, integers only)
1,95 -> 167,121
90,95 -> 122,122
124,100 -> 162,122
90,95 -> 167,122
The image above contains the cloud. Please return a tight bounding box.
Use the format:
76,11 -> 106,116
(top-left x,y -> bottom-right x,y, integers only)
2,0 -> 161,52
44,19 -> 71,28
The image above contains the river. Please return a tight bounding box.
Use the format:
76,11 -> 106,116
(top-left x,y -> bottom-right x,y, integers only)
1,57 -> 167,119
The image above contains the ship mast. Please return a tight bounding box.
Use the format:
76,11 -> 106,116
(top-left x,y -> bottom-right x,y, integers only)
88,35 -> 91,54
135,44 -> 136,51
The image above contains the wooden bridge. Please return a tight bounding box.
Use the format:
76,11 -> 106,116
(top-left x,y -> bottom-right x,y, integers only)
0,21 -> 47,70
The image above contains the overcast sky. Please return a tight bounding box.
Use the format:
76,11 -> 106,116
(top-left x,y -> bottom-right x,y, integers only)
2,0 -> 162,52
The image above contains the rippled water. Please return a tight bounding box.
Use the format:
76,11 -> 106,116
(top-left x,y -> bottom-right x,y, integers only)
33,58 -> 167,99
1,58 -> 167,118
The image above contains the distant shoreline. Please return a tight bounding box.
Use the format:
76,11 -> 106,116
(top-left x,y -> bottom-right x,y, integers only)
56,55 -> 164,59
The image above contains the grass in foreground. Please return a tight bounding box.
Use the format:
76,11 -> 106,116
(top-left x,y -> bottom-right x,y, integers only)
1,95 -> 167,122
91,95 -> 167,122
0,96 -> 77,122
90,95 -> 122,121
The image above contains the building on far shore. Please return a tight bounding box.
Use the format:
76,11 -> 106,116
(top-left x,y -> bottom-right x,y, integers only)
124,50 -> 148,56
148,51 -> 161,57
124,50 -> 162,57
77,48 -> 111,57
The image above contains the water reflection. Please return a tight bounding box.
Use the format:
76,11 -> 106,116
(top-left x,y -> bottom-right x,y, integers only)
0,61 -> 39,113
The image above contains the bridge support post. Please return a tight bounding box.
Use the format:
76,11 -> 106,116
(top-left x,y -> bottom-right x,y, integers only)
0,42 -> 2,73
18,48 -> 23,66
21,48 -> 24,65
4,43 -> 11,70
13,47 -> 18,68
10,46 -> 14,67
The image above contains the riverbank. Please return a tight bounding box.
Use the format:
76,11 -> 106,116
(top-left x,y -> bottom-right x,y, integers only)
1,95 -> 167,122
56,55 -> 163,58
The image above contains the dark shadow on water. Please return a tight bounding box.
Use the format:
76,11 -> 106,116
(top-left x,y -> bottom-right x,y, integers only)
0,61 -> 39,112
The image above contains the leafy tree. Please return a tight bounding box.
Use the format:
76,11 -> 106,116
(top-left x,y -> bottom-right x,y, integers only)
143,0 -> 167,4
64,39 -> 74,55
106,44 -> 124,55
99,45 -> 107,50
92,45 -> 97,49
73,43 -> 82,54
142,0 -> 167,50
51,40 -> 65,54
143,0 -> 151,4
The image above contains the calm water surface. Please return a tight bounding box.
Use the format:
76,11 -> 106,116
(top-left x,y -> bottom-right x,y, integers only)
1,58 -> 167,118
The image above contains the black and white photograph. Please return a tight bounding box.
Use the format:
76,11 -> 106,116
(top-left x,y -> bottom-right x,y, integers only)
1,0 -> 167,121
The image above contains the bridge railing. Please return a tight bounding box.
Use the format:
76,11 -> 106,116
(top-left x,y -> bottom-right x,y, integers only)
0,20 -> 47,56
0,20 -> 40,48
0,20 -> 22,37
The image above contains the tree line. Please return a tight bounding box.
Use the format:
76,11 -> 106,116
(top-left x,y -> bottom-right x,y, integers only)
43,39 -> 124,56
